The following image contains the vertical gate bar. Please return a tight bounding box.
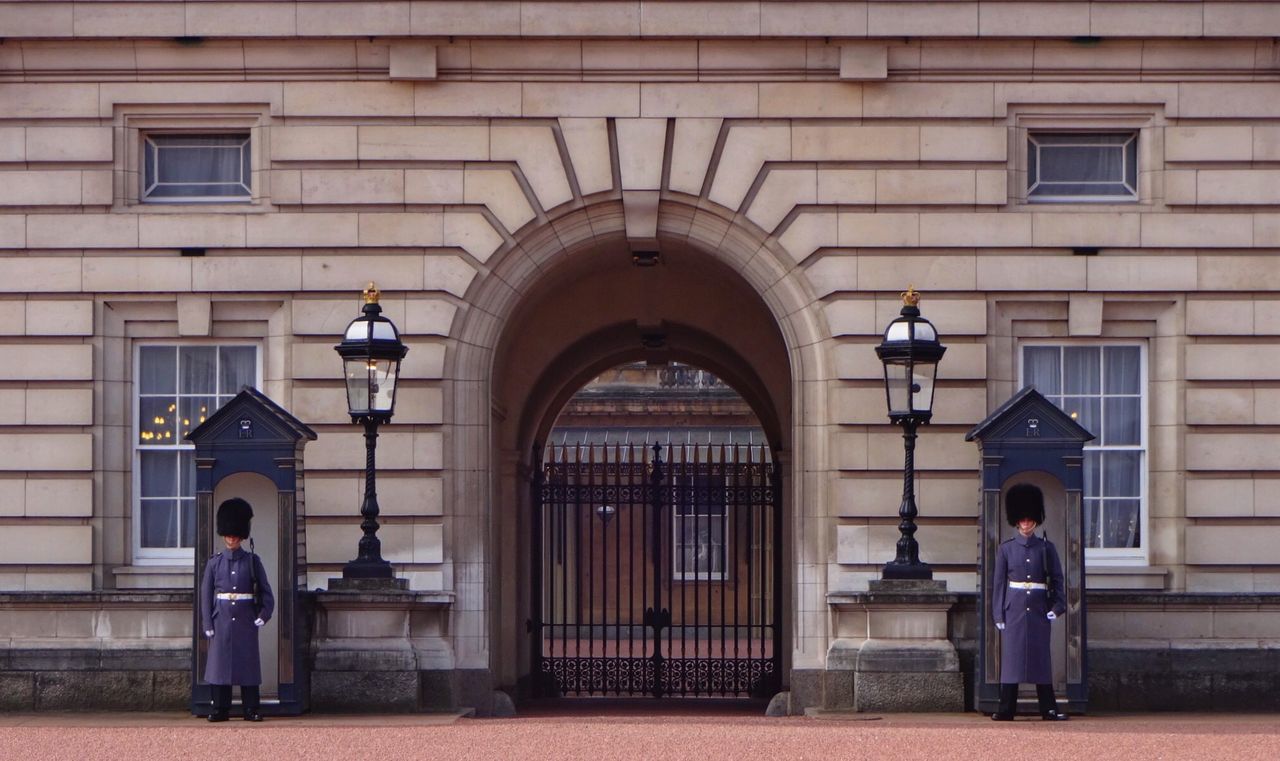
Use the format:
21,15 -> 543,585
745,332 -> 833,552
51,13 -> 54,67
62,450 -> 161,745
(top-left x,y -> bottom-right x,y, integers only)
678,442 -> 687,697
719,442 -> 728,696
731,445 -> 740,687
554,447 -> 561,674
703,442 -> 711,687
692,441 -> 701,695
757,445 -> 765,668
771,450 -> 784,694
601,442 -> 610,693
614,443 -> 623,694
649,441 -> 665,698
574,444 -> 583,688
588,442 -> 597,692
625,443 -> 633,689
556,446 -> 565,666
747,439 -> 752,685
669,441 -> 678,695
531,443 -> 545,696
640,443 -> 648,690
614,439 -> 624,695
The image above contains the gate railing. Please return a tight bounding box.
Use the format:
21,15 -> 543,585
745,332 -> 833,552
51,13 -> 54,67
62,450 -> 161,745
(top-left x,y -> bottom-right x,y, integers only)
530,442 -> 782,698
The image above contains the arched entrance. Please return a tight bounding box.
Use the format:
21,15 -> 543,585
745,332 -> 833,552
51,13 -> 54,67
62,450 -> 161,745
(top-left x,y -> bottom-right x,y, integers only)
445,199 -> 830,704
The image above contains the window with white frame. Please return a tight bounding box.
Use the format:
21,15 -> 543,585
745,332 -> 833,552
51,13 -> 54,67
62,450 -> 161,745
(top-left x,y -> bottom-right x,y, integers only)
1022,343 -> 1146,555
134,344 -> 258,558
142,133 -> 251,202
673,474 -> 728,581
1027,132 -> 1138,202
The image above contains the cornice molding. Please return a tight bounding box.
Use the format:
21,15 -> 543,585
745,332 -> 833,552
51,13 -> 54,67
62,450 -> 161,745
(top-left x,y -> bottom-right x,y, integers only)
1,2 -> 1280,41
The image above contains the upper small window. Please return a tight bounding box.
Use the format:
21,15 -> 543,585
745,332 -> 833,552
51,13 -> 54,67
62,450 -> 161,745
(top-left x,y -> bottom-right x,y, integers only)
1027,132 -> 1137,202
142,134 -> 251,202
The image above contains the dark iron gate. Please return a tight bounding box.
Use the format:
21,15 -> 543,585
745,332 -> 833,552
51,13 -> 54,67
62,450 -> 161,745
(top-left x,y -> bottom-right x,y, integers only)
530,442 -> 782,698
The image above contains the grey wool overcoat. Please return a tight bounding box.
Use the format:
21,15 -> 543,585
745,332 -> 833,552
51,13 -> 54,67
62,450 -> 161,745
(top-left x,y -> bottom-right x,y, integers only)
991,533 -> 1065,685
200,548 -> 275,686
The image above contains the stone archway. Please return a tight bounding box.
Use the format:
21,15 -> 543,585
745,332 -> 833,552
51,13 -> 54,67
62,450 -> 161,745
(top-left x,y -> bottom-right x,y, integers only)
444,198 -> 830,700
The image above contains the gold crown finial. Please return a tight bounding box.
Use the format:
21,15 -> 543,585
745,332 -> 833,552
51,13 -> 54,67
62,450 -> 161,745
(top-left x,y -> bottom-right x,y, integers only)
901,286 -> 921,307
362,282 -> 380,304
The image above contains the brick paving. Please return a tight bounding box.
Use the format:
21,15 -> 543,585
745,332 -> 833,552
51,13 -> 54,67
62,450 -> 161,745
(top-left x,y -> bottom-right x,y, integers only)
2,708 -> 1278,761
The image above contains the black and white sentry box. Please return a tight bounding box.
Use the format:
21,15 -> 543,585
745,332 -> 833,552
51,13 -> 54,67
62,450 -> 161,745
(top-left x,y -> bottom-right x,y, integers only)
966,387 -> 1095,716
186,387 -> 317,716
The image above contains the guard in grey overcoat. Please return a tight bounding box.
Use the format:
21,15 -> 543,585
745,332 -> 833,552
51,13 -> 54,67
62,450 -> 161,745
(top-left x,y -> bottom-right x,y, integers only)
200,498 -> 275,722
991,484 -> 1069,721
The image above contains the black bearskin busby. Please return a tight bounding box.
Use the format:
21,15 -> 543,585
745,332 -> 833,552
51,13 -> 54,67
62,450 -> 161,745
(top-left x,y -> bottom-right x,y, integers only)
216,498 -> 254,539
1005,484 -> 1045,527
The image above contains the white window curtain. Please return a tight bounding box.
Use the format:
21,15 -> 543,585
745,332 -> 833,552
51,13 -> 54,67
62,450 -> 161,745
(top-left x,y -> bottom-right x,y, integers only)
1028,133 -> 1137,200
1024,344 -> 1144,550
143,134 -> 251,200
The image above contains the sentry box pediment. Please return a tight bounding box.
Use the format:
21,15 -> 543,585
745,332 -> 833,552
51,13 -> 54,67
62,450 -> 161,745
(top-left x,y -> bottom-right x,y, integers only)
965,385 -> 1095,451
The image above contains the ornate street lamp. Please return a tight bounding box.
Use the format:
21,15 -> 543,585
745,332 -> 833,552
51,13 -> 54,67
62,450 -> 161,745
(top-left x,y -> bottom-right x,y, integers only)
333,283 -> 408,580
875,287 -> 946,580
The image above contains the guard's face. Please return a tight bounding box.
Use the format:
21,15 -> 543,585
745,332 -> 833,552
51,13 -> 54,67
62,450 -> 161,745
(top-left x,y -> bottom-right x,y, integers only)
222,535 -> 243,550
1017,518 -> 1038,537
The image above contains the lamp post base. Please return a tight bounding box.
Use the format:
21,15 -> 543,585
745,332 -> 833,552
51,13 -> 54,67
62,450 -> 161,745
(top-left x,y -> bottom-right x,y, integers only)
881,561 -> 934,581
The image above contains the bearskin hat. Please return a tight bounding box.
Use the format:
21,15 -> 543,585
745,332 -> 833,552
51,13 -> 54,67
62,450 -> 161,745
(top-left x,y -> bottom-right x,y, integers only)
1005,484 -> 1045,527
216,498 -> 254,539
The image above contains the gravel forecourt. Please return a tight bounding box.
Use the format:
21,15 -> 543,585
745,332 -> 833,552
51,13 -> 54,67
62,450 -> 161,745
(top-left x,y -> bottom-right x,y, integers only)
2,710 -> 1278,761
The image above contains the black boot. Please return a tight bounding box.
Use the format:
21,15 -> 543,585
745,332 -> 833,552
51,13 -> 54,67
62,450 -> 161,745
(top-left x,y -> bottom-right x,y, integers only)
209,686 -> 231,722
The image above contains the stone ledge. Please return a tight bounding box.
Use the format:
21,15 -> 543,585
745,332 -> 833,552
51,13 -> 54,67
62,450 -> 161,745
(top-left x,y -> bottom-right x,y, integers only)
828,591 -> 962,607
1087,591 -> 1280,607
0,591 -> 191,606
309,590 -> 454,607
1,645 -> 189,671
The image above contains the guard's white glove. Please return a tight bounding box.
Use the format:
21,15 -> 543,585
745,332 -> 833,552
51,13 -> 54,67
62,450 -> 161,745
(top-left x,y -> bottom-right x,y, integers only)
254,618 -> 266,627
1046,611 -> 1057,620
995,622 -> 1005,630
204,629 -> 214,638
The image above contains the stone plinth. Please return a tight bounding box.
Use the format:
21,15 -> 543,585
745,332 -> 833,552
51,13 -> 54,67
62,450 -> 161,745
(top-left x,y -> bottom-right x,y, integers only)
309,588 -> 457,713
826,580 -> 965,713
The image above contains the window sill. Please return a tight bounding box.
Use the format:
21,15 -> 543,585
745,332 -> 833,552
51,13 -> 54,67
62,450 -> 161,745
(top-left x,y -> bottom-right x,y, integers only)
1086,565 -> 1168,591
114,201 -> 271,214
112,565 -> 193,590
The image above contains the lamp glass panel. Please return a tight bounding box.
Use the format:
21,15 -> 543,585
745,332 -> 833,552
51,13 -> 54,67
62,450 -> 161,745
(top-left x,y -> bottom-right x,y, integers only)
344,357 -> 372,413
886,321 -> 910,341
369,357 -> 398,412
345,319 -> 373,340
912,361 -> 938,414
913,321 -> 937,341
884,360 -> 911,414
371,321 -> 397,341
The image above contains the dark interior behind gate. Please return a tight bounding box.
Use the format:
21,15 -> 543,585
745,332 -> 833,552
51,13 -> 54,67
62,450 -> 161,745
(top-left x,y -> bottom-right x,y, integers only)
530,442 -> 782,699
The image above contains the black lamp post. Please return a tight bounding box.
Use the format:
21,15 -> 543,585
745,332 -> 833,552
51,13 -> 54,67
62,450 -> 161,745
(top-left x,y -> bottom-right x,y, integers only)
875,287 -> 946,580
334,283 -> 408,580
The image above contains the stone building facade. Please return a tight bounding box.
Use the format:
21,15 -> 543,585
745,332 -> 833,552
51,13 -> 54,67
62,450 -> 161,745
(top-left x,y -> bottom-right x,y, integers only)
2,1 -> 1279,712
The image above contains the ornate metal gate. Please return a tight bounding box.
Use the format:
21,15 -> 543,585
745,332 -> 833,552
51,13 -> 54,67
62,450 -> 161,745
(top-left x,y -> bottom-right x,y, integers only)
530,442 -> 782,698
